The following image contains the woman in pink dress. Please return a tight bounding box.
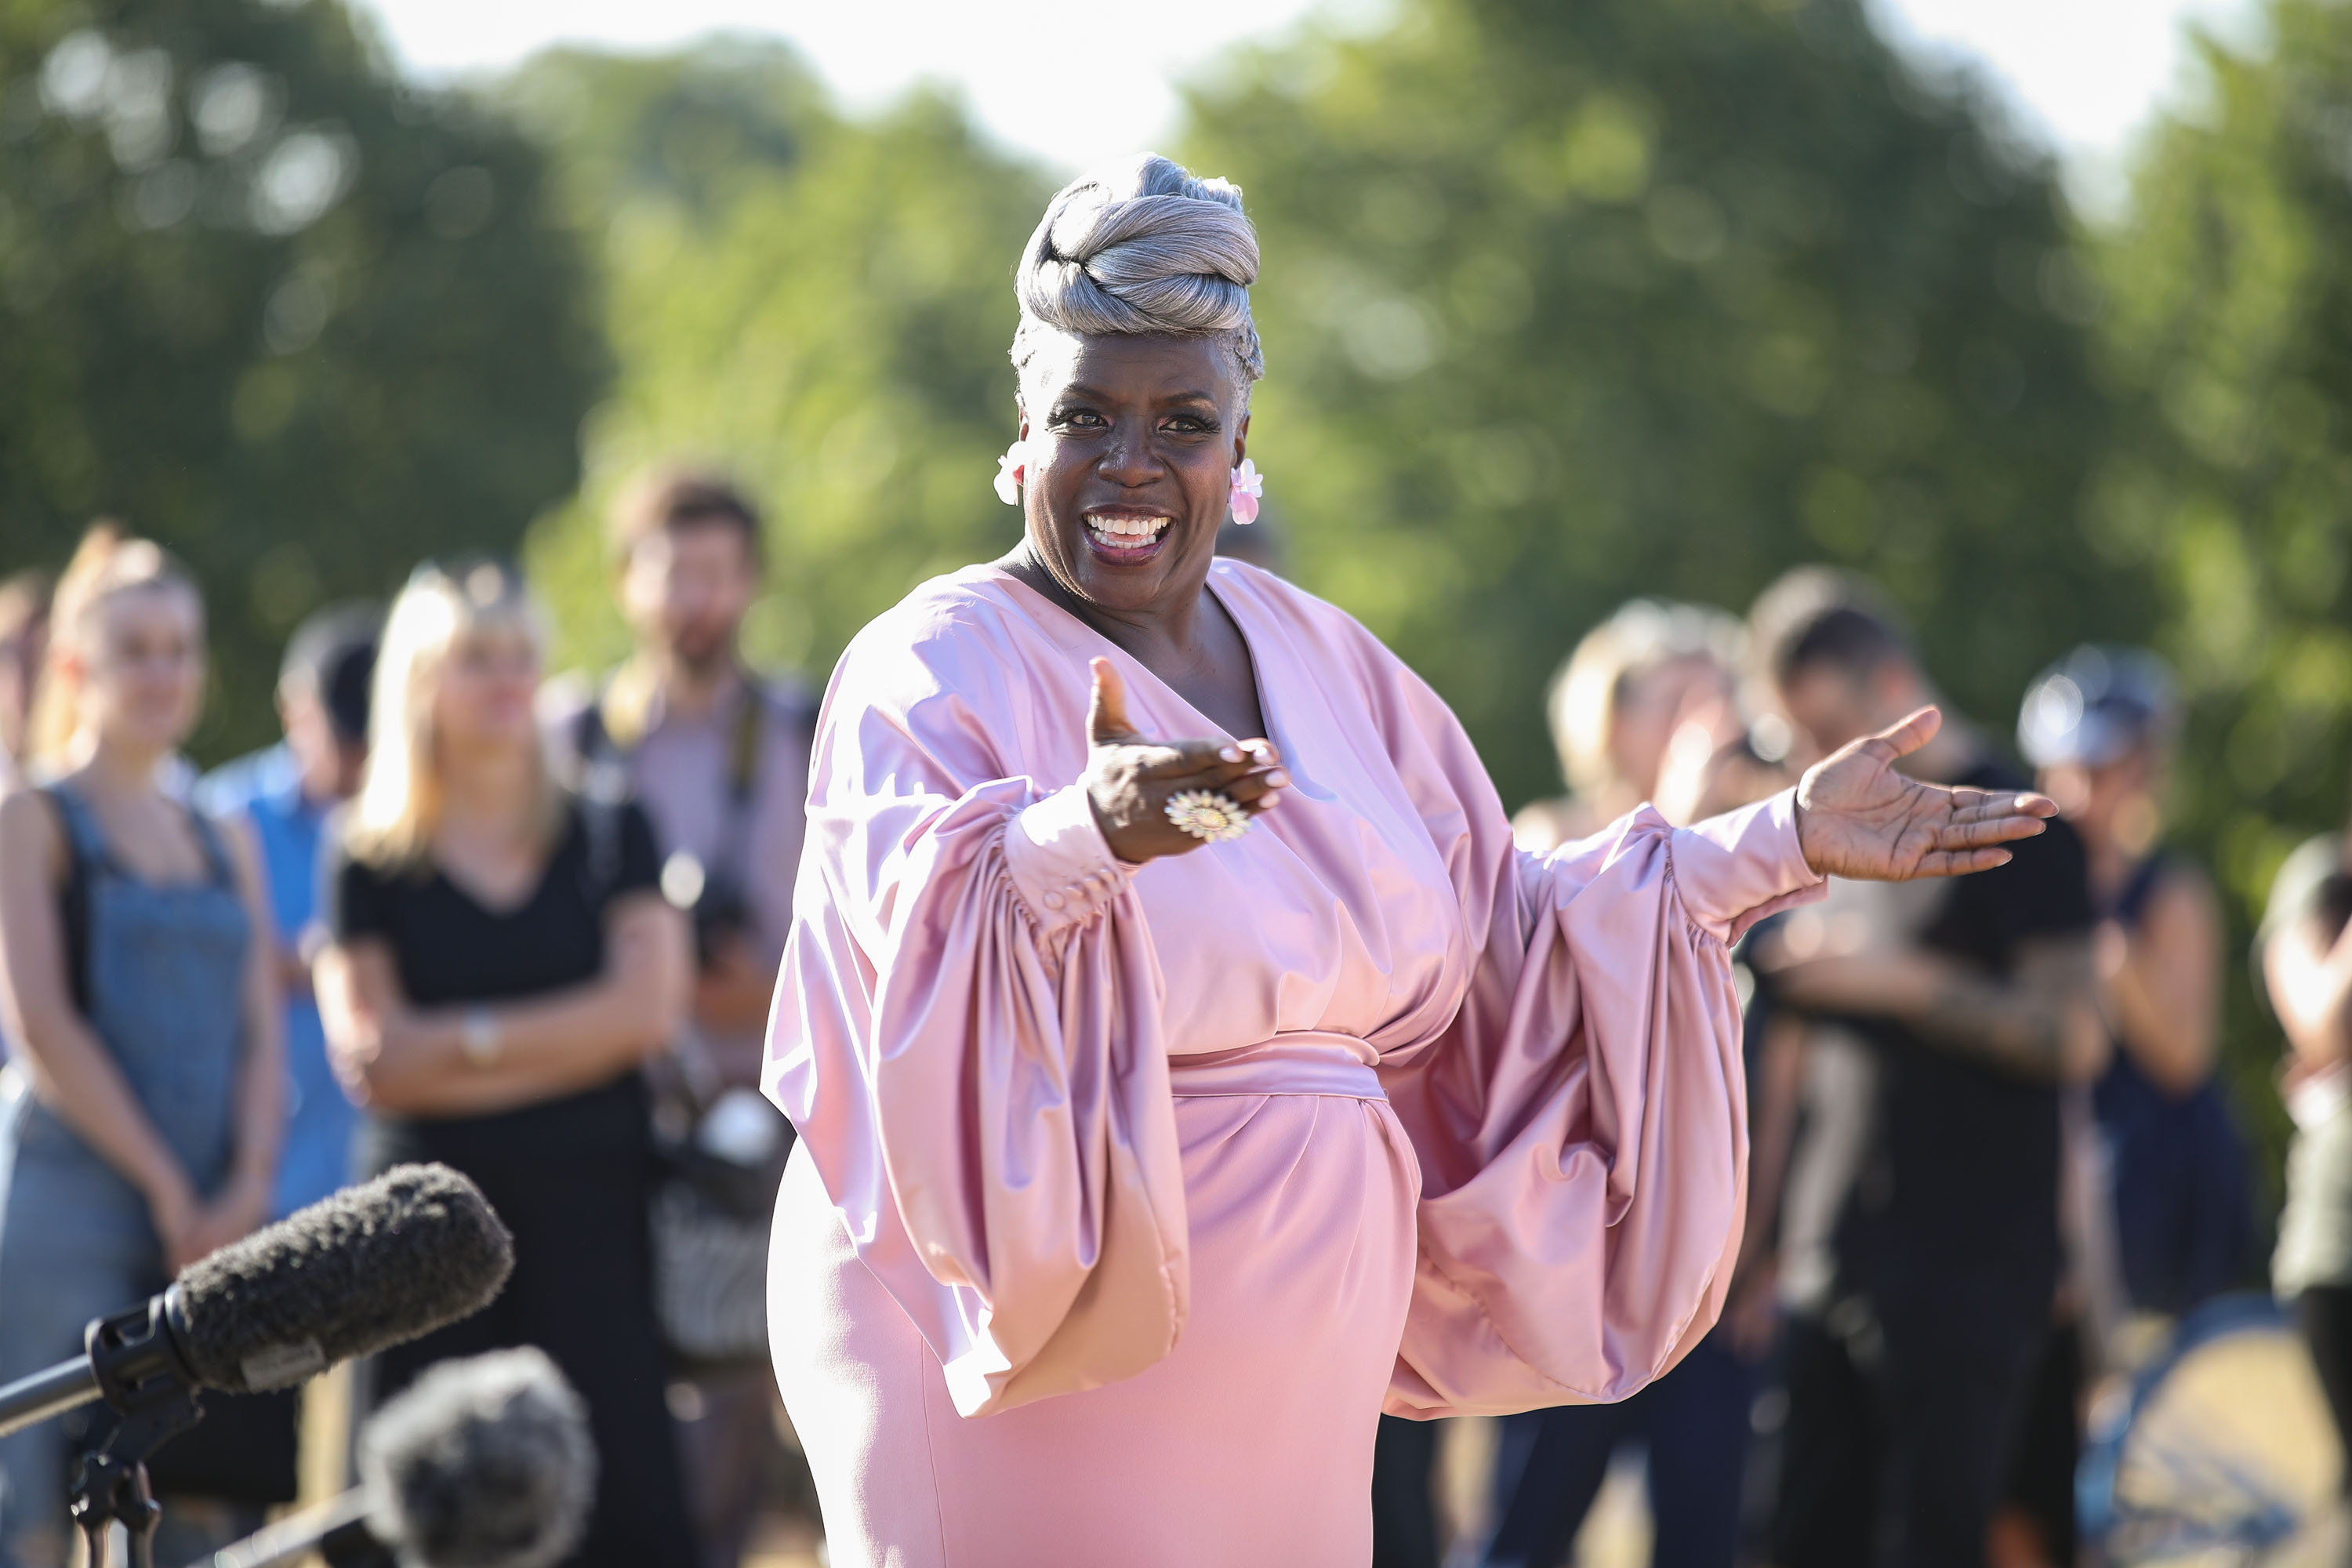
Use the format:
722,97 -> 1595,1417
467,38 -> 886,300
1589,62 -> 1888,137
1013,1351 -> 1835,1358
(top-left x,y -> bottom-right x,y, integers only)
763,154 -> 2054,1566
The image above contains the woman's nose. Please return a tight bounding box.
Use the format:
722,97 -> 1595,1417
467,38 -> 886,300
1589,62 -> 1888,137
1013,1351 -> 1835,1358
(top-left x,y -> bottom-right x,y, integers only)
1096,419 -> 1162,485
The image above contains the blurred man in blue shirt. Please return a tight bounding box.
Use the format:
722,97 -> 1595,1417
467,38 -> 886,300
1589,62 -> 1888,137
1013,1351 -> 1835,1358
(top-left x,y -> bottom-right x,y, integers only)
198,604 -> 379,1218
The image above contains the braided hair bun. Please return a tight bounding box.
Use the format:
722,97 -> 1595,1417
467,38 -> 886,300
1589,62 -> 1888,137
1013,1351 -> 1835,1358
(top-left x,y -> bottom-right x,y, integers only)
1011,154 -> 1265,399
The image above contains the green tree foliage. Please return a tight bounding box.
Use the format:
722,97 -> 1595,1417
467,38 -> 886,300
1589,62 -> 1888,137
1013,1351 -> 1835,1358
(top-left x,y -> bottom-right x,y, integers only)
2092,0 -> 2352,1183
0,0 -> 602,759
1181,0 -> 2140,806
2096,0 -> 2352,916
506,42 -> 1050,681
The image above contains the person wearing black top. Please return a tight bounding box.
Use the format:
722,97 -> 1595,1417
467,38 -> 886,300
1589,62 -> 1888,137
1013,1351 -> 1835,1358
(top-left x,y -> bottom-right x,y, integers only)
316,561 -> 696,1568
1744,571 -> 2105,1568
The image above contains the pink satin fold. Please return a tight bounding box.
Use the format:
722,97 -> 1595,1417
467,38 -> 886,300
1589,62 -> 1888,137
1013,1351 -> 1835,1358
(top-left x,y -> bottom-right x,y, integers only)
1166,1032 -> 1382,1098
764,559 -> 1825,1564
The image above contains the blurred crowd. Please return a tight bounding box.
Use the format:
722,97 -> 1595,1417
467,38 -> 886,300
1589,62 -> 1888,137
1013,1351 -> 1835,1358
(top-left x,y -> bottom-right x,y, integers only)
1374,571 -> 2305,1568
1367,569 -> 2290,1568
0,474 -> 811,1568
0,483 -> 2340,1568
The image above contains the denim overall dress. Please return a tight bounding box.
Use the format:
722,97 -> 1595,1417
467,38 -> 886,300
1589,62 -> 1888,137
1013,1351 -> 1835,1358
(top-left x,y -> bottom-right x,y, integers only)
0,786 -> 249,1563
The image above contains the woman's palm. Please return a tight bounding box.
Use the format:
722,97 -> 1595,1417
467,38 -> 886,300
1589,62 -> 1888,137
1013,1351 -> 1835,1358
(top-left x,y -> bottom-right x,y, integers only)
1795,708 -> 2056,882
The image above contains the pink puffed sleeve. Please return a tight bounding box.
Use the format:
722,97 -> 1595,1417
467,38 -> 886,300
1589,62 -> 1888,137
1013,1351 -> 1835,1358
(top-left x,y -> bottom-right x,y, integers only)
764,603 -> 1189,1418
1365,656 -> 1824,1417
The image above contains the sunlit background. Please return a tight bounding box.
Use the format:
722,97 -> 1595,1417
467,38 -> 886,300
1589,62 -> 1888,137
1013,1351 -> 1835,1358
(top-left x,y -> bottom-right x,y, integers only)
5,0 -> 2350,1552
355,0 -> 2250,191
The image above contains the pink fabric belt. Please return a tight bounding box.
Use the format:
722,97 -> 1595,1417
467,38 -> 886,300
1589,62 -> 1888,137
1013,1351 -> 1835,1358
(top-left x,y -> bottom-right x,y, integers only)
1164,1032 -> 1385,1102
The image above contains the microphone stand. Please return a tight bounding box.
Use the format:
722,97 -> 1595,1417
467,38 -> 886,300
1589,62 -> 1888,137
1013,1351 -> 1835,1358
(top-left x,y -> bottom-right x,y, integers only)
68,1297 -> 205,1568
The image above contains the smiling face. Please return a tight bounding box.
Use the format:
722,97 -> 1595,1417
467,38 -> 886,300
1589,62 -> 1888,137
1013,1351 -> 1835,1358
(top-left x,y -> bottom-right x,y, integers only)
77,583 -> 205,758
1018,332 -> 1248,619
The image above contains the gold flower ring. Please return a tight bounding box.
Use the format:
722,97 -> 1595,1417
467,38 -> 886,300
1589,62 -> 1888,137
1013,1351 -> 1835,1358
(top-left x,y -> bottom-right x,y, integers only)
1164,789 -> 1250,844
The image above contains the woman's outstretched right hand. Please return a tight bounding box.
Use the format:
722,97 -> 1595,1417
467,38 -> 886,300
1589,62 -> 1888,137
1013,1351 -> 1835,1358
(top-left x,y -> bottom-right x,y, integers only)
1082,658 -> 1285,864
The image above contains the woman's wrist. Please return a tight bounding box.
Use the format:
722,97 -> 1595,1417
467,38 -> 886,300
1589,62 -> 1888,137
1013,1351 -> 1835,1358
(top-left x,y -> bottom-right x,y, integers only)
140,1163 -> 197,1225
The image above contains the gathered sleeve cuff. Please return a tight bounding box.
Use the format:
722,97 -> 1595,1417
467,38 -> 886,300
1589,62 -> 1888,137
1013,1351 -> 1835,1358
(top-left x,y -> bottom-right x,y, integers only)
764,627 -> 1189,1422
1669,789 -> 1827,945
1002,783 -> 1135,933
1381,794 -> 1820,1419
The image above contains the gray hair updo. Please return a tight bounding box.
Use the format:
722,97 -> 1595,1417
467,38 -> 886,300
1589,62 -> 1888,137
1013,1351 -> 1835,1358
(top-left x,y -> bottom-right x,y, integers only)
1011,153 -> 1265,406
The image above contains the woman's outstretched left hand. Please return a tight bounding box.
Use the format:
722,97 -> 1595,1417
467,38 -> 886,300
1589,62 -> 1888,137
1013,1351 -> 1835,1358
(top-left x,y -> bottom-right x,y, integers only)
1795,707 -> 2057,882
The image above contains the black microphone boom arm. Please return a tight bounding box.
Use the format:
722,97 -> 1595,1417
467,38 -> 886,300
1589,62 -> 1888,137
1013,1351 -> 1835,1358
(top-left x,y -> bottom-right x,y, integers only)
0,1357 -> 98,1439
0,1289 -> 205,1441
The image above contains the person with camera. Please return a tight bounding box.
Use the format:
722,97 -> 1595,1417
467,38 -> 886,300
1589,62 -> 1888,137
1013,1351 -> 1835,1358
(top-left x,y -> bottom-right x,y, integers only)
545,470 -> 813,1568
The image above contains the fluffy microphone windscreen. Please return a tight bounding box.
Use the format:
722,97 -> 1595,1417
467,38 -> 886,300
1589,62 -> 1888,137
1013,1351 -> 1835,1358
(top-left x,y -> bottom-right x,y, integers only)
361,1348 -> 596,1568
172,1163 -> 515,1392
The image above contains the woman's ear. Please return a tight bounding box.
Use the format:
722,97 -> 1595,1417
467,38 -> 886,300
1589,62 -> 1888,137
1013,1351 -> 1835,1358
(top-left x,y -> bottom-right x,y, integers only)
1233,411 -> 1250,466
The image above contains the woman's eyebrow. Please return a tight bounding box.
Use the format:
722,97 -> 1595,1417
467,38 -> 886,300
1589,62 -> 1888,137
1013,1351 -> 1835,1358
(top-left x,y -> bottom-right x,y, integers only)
1054,385 -> 1220,412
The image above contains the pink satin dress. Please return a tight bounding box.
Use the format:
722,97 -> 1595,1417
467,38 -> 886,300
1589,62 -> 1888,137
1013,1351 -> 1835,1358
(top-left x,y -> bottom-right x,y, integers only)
764,559 -> 1824,1566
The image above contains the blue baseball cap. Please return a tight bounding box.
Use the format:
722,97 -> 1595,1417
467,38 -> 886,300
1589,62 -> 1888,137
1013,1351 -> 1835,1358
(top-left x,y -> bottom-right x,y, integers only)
2017,645 -> 2177,770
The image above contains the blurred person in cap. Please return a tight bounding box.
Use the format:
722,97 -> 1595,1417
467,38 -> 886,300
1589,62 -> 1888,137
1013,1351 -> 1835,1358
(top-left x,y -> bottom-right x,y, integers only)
1744,568 -> 2105,1568
2018,648 -> 2248,1326
543,468 -> 815,1567
1479,598 -> 1791,1568
197,603 -> 380,1219
1978,648 -> 2249,1568
2257,773 -> 2352,1490
0,571 -> 53,797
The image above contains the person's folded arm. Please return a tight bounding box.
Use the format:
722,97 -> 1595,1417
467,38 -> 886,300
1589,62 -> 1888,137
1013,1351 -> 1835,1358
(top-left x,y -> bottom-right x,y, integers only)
318,891 -> 689,1117
1765,933 -> 2107,1085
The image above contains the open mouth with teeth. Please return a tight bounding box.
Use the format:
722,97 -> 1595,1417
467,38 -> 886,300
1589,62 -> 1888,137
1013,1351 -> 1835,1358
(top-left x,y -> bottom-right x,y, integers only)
1082,512 -> 1174,563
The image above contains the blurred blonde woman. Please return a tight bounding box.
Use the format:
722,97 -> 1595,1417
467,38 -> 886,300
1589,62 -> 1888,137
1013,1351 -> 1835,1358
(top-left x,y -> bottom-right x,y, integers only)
1512,598 -> 1748,853
1484,597 -> 1784,1568
314,560 -> 695,1568
0,526 -> 281,1566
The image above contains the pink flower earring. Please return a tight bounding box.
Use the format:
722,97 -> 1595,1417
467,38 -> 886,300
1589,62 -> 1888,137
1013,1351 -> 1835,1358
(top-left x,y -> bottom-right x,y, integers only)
1229,459 -> 1263,524
994,441 -> 1025,506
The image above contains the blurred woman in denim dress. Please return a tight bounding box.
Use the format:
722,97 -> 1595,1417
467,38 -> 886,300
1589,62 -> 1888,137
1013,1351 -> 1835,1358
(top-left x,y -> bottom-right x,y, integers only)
0,526 -> 282,1566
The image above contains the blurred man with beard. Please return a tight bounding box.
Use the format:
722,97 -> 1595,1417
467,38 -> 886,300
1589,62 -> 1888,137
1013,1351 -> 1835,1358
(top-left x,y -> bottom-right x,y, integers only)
546,469 -> 814,1567
1746,569 -> 2105,1568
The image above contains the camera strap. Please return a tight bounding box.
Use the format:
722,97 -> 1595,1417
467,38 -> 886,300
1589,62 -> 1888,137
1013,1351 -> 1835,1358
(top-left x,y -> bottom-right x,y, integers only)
579,662 -> 788,897
715,677 -> 764,872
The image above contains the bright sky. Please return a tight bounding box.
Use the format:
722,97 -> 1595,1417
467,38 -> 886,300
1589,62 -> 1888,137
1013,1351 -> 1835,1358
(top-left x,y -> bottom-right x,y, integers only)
358,0 -> 2257,191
